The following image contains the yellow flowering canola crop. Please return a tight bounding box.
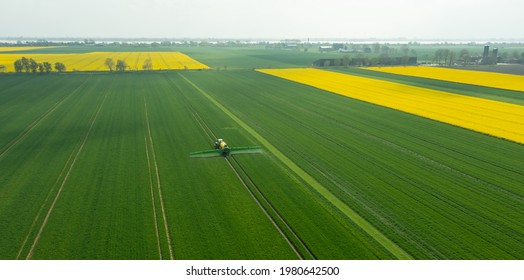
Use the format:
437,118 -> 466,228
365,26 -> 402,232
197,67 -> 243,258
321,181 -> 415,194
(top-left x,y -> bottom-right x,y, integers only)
0,52 -> 208,72
257,68 -> 524,144
364,66 -> 524,92
0,46 -> 58,52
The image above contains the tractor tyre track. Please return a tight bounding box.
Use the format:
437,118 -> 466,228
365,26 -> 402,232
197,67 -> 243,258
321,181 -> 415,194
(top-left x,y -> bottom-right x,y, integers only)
225,158 -> 304,259
230,155 -> 316,260
144,101 -> 175,260
144,131 -> 163,260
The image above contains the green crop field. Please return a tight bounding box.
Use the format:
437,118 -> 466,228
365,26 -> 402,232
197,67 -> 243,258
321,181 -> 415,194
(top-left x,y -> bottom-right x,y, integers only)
0,47 -> 523,260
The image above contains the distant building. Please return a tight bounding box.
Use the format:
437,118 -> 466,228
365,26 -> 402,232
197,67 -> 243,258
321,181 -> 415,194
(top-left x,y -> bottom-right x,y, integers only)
483,45 -> 490,60
281,39 -> 301,48
481,45 -> 498,65
319,46 -> 334,52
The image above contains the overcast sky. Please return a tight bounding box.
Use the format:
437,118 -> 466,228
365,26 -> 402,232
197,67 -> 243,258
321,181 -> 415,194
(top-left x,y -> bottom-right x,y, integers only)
3,0 -> 523,39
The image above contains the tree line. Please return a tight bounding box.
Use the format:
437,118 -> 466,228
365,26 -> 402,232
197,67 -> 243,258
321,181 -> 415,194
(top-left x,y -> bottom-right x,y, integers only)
433,49 -> 478,66
11,57 -> 155,73
104,58 -> 153,71
14,57 -> 66,73
316,55 -> 417,68
433,48 -> 524,66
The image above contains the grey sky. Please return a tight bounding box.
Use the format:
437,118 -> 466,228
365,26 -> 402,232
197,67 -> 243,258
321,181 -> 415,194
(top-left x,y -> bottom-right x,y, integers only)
3,0 -> 523,39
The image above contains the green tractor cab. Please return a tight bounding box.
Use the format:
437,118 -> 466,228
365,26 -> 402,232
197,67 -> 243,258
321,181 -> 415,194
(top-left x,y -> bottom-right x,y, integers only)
190,138 -> 262,158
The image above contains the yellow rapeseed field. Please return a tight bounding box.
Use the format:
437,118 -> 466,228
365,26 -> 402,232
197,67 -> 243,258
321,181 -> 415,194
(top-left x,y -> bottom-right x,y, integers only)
0,46 -> 58,52
0,52 -> 208,72
364,66 -> 524,92
257,68 -> 524,144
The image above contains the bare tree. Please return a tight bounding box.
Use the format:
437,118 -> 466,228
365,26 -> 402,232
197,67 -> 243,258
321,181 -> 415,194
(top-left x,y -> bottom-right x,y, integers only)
442,49 -> 450,66
21,57 -> 30,72
434,49 -> 446,65
372,43 -> 380,53
447,51 -> 456,66
142,58 -> 152,71
459,49 -> 470,66
29,58 -> 38,73
401,45 -> 410,56
105,58 -> 115,71
116,60 -> 128,71
55,62 -> 66,72
342,55 -> 350,67
43,62 -> 52,73
14,59 -> 23,72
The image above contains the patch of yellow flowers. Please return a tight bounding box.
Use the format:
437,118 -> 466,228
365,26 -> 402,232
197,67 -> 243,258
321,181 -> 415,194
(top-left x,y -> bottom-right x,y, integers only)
257,68 -> 524,144
364,66 -> 524,92
0,51 -> 208,72
0,46 -> 57,52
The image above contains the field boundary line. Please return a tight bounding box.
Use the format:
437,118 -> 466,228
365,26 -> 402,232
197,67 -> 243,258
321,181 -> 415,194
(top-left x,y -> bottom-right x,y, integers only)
24,91 -> 108,260
144,101 -> 174,260
0,78 -> 90,160
179,73 -> 413,260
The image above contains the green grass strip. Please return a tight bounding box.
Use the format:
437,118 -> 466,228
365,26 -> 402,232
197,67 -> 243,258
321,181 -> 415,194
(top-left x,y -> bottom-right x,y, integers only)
179,73 -> 413,260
